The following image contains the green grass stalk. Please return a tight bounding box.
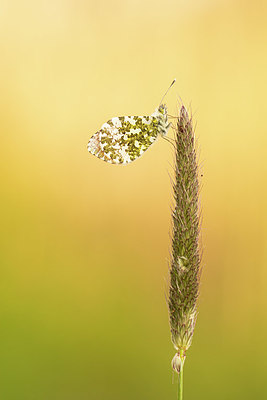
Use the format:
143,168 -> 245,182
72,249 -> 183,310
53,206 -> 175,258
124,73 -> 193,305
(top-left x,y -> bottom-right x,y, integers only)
177,357 -> 184,399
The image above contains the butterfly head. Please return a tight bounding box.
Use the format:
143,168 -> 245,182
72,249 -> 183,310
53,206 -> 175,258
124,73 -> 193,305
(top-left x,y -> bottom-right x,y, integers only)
153,79 -> 176,136
158,104 -> 166,114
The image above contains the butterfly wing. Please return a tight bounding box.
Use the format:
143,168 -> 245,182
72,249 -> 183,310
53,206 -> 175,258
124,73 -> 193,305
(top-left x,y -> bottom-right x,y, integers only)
88,115 -> 160,164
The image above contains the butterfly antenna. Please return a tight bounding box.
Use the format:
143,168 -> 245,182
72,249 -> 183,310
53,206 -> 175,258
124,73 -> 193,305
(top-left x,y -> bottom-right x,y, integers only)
159,79 -> 176,105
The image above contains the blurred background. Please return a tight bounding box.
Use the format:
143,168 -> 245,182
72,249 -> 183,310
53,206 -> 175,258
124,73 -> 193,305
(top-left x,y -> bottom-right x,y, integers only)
1,0 -> 267,399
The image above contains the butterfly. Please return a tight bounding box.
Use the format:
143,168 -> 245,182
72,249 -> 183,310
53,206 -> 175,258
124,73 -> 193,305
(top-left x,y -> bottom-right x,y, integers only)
87,79 -> 175,164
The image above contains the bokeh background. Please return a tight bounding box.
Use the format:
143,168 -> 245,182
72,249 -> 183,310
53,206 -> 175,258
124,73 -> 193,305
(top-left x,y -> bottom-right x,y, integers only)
1,0 -> 267,399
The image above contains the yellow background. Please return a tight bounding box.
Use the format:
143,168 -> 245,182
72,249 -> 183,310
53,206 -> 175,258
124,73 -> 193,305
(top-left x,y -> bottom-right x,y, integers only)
1,0 -> 267,398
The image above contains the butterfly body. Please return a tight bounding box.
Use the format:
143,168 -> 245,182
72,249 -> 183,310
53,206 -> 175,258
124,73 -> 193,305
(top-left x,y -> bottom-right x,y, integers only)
87,103 -> 170,164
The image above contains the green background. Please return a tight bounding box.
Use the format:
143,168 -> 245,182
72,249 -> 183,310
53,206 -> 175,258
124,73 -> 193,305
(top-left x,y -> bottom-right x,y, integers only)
1,0 -> 267,398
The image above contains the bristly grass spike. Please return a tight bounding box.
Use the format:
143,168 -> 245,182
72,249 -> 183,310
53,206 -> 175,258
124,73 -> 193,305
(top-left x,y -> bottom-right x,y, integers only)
87,79 -> 176,164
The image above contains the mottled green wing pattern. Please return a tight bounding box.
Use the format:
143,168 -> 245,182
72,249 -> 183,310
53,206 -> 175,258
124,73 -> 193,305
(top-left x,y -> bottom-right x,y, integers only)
88,115 -> 160,164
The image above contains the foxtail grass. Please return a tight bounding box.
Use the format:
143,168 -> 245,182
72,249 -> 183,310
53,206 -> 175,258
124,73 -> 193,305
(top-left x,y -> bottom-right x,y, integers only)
168,105 -> 202,399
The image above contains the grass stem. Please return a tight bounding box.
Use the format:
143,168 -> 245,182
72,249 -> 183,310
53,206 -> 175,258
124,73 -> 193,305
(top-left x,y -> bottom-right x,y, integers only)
177,357 -> 184,400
